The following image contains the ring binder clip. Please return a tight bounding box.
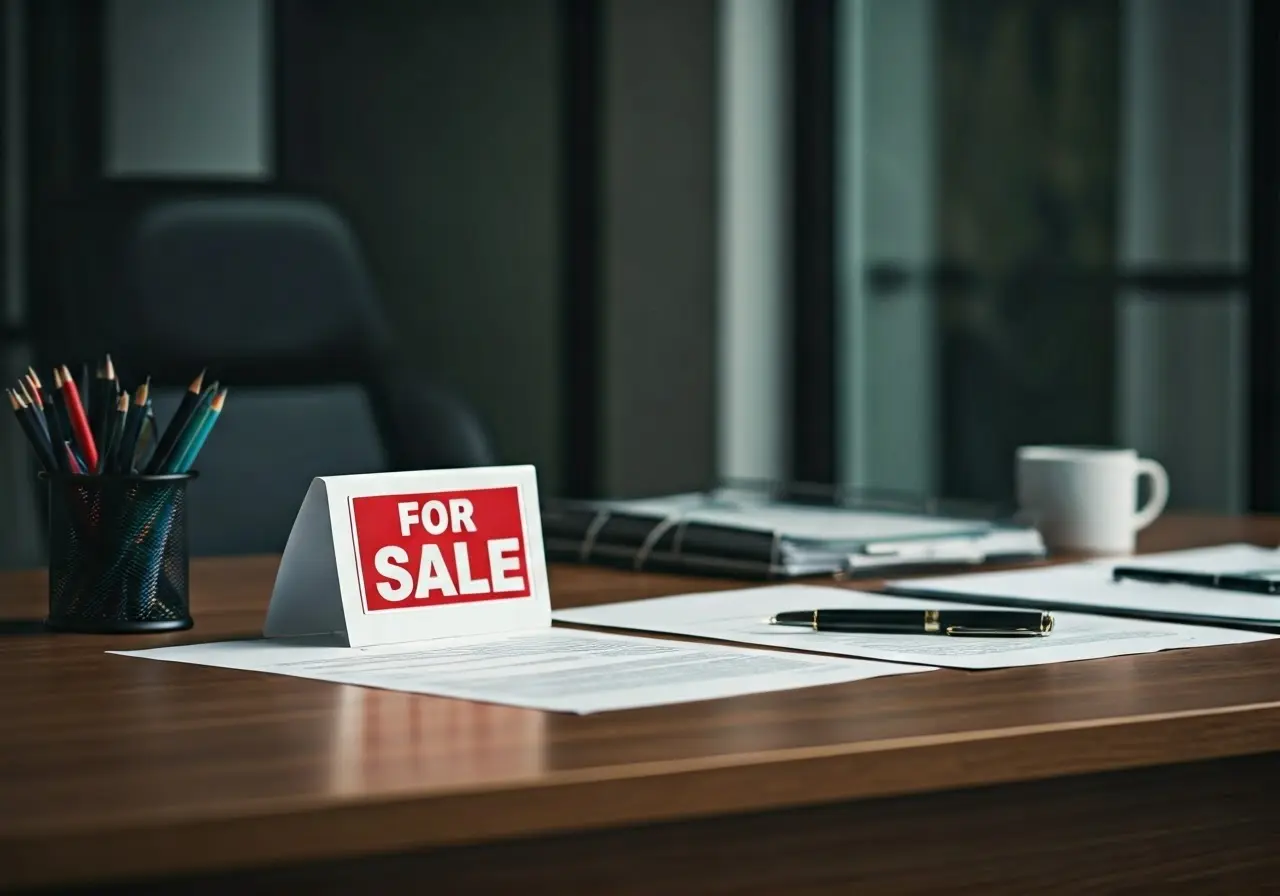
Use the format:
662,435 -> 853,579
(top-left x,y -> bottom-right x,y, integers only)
672,517 -> 690,556
633,516 -> 681,570
579,509 -> 612,562
767,530 -> 783,580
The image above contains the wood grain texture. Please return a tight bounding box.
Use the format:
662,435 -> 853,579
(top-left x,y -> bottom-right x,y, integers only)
2,514 -> 1279,890
95,752 -> 1280,895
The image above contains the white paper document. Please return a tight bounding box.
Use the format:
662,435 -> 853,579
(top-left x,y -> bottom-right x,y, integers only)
888,544 -> 1280,630
111,627 -> 929,714
552,585 -> 1273,669
1083,543 -> 1280,574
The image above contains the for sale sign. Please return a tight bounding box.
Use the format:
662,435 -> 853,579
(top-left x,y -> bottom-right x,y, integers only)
264,466 -> 550,647
351,486 -> 532,611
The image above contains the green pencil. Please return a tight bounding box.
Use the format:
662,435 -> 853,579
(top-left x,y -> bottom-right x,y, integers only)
173,387 -> 226,473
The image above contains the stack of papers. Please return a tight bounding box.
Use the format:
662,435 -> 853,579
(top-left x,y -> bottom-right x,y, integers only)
552,584 -> 1272,669
544,488 -> 1045,577
886,544 -> 1280,631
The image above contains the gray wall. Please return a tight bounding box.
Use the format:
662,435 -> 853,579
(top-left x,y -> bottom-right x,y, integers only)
282,0 -> 720,500
280,0 -> 565,495
1,0 -> 39,571
600,0 -> 719,497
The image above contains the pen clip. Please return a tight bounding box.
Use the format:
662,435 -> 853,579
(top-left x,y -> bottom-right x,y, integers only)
944,626 -> 1046,638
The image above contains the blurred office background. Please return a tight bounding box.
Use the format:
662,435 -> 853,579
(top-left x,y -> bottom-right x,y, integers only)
0,0 -> 1274,567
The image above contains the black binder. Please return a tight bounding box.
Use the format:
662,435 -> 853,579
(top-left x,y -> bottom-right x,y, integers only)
541,481 -> 1045,580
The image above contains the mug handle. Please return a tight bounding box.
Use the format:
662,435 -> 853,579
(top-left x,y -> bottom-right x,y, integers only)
1133,457 -> 1169,531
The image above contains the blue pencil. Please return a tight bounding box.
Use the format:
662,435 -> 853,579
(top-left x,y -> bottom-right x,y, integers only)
173,387 -> 226,473
160,382 -> 217,474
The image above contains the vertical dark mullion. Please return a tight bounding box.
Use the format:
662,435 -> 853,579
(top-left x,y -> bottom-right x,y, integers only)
790,0 -> 838,486
25,0 -> 103,362
560,0 -> 602,498
272,0 -> 302,183
0,1 -> 10,344
1249,0 -> 1280,511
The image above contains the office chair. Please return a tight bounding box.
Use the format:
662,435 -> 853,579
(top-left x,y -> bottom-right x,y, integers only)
35,195 -> 496,555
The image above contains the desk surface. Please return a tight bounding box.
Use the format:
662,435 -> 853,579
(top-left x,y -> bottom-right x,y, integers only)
3,514 -> 1280,889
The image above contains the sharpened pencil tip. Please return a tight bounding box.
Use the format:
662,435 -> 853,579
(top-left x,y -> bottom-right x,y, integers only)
117,392 -> 129,411
104,354 -> 116,380
765,616 -> 777,625
26,366 -> 41,389
211,388 -> 227,411
190,368 -> 206,392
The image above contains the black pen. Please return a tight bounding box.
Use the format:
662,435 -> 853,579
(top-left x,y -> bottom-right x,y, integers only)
1112,566 -> 1280,595
767,608 -> 1054,637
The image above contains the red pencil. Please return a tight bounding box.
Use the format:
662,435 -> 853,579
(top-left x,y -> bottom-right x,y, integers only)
58,364 -> 98,472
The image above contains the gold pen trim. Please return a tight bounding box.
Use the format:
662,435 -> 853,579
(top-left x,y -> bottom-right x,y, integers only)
923,610 -> 940,633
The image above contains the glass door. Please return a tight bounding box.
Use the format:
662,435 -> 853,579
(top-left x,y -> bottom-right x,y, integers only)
835,0 -> 1249,510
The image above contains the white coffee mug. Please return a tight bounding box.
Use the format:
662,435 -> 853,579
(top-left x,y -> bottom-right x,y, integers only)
1015,446 -> 1169,555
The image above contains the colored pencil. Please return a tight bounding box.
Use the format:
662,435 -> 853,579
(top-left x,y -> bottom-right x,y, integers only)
23,374 -> 43,410
17,379 -> 48,439
7,389 -> 56,472
117,378 -> 148,474
9,360 -> 222,481
162,382 -> 218,474
77,362 -> 90,421
12,387 -> 57,471
173,387 -> 226,473
25,369 -> 57,436
97,391 -> 128,474
18,379 -> 54,469
145,369 -> 206,474
56,371 -> 74,432
93,356 -> 115,448
63,441 -> 83,474
134,404 -> 157,470
58,364 -> 99,472
50,368 -> 74,451
34,381 -> 68,473
111,392 -> 128,473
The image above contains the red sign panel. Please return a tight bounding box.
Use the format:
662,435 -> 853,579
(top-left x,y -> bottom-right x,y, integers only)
350,485 -> 531,612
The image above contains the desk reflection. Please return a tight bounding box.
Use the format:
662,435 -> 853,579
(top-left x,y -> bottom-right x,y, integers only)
328,687 -> 547,794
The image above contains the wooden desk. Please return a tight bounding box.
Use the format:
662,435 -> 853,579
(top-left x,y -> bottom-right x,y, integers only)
3,515 -> 1280,893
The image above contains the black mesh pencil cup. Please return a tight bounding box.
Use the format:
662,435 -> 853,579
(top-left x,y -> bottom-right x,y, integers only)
43,472 -> 196,633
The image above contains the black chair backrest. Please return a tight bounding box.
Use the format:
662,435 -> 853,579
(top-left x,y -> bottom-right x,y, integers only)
36,195 -> 495,555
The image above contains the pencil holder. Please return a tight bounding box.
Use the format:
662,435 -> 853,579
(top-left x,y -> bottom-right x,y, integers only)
42,472 -> 197,633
